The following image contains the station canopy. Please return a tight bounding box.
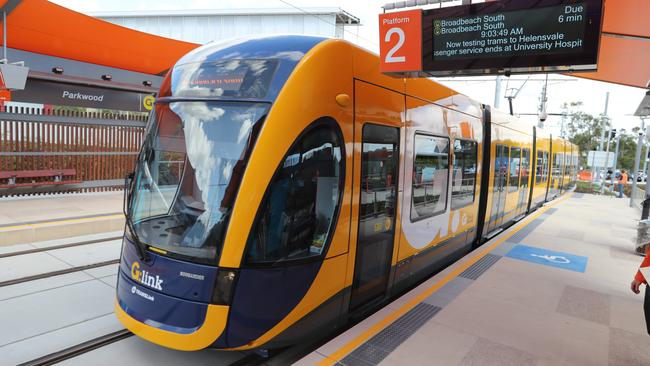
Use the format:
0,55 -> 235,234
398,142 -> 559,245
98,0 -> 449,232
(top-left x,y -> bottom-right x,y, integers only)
0,0 -> 199,76
577,0 -> 650,89
0,0 -> 648,88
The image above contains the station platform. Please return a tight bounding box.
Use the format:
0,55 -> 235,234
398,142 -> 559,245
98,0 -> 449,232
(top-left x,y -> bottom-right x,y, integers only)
0,192 -> 124,246
298,193 -> 650,366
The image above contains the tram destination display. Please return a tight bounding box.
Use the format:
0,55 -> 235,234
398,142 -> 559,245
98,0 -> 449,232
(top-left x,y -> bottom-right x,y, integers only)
422,0 -> 604,76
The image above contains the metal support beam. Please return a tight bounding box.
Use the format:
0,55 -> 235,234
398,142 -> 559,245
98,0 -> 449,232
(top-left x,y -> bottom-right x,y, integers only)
613,134 -> 621,172
600,125 -> 613,194
592,92 -> 610,184
631,120 -> 644,206
493,76 -> 502,109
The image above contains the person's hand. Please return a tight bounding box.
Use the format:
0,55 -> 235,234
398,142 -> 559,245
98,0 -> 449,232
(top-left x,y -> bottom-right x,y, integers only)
631,279 -> 643,294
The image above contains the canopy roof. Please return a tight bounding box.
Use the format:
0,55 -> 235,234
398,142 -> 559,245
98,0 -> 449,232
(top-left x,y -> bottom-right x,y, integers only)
1,0 -> 199,76
577,0 -> 650,89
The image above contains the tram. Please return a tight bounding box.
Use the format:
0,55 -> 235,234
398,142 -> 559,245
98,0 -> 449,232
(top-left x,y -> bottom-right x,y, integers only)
115,35 -> 578,351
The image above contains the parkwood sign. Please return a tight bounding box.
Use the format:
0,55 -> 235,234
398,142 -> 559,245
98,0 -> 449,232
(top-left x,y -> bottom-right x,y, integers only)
62,90 -> 105,102
11,79 -> 154,112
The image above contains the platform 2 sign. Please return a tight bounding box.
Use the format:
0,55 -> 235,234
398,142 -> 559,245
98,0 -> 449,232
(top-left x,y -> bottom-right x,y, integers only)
379,0 -> 604,77
379,9 -> 422,73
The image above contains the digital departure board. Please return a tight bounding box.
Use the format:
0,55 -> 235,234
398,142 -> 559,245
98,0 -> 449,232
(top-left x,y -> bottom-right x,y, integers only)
379,0 -> 604,77
422,0 -> 604,76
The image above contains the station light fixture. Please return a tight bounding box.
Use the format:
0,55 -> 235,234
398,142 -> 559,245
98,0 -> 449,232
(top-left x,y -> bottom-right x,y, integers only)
142,80 -> 152,87
51,67 -> 64,74
101,74 -> 112,81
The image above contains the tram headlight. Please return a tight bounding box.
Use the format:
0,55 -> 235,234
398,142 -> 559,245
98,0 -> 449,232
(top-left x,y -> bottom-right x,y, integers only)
212,268 -> 238,305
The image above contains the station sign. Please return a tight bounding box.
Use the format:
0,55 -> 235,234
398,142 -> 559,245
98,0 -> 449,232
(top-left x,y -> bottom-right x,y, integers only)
379,0 -> 604,77
379,9 -> 422,73
10,79 -> 155,112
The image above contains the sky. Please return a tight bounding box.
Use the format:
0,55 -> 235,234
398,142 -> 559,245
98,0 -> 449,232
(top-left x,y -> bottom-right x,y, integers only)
51,0 -> 649,138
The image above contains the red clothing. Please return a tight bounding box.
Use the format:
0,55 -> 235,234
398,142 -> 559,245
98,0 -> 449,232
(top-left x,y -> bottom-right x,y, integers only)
635,247 -> 650,283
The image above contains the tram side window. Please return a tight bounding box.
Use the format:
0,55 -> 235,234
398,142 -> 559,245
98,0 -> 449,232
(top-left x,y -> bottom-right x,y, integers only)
245,124 -> 343,264
451,139 -> 478,209
508,147 -> 521,192
543,152 -> 550,183
411,134 -> 449,221
521,148 -> 531,188
536,151 -> 544,184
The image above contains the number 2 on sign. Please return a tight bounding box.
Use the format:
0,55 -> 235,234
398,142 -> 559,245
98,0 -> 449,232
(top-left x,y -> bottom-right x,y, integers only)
385,27 -> 406,63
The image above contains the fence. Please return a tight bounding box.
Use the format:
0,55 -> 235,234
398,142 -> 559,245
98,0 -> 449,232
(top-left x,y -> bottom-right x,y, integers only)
0,107 -> 146,197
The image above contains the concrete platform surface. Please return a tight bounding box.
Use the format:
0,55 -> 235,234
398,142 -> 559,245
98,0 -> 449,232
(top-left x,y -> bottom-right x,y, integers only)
0,192 -> 124,246
299,194 -> 650,366
0,232 -> 123,366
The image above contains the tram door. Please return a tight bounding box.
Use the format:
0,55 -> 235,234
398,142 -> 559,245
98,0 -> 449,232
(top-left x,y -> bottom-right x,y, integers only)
487,145 -> 509,234
350,123 -> 400,311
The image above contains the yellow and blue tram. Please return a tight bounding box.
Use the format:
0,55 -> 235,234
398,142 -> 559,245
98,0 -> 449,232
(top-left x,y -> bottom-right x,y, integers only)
115,35 -> 578,351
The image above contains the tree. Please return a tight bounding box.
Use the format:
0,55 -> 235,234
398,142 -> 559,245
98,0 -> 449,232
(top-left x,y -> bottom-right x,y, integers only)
563,102 -> 643,173
562,102 -> 609,168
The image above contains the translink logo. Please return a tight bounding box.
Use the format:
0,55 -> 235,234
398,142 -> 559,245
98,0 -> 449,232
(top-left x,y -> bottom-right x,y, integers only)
131,262 -> 164,291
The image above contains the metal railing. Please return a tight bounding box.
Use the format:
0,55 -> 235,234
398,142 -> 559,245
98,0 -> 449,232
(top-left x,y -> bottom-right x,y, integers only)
0,109 -> 145,197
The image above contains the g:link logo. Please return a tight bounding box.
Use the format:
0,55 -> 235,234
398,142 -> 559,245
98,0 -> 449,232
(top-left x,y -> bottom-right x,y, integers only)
131,262 -> 164,291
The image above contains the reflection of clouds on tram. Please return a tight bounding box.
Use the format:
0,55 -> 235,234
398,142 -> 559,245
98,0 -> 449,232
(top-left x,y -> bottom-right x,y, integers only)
268,51 -> 305,62
170,102 -> 224,227
232,110 -> 255,144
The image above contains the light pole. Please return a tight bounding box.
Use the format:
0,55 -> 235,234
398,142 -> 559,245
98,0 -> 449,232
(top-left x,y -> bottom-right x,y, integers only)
613,129 -> 623,173
631,120 -> 645,207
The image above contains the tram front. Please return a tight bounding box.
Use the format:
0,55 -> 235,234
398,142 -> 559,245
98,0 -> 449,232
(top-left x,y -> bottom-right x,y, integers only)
115,36 -> 328,350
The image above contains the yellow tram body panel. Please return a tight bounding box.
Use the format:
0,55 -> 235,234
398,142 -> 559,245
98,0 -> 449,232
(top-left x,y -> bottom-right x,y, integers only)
115,302 -> 229,351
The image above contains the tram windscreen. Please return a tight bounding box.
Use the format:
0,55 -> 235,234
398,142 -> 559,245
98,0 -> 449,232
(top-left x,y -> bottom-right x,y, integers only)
128,101 -> 268,261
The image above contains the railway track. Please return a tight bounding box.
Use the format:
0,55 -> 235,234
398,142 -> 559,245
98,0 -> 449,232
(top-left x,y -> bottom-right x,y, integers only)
0,236 -> 123,259
16,329 -> 272,366
0,259 -> 121,287
16,329 -> 134,366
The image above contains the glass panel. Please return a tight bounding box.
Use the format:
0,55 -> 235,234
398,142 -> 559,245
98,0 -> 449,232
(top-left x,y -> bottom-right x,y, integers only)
351,124 -> 399,310
411,135 -> 450,221
553,153 -> 561,184
543,152 -> 550,183
521,149 -> 531,188
245,125 -> 343,264
536,151 -> 544,185
129,101 -> 268,261
451,139 -> 477,209
508,147 -> 521,192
